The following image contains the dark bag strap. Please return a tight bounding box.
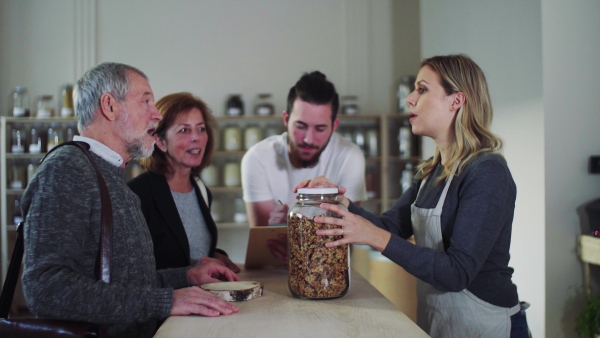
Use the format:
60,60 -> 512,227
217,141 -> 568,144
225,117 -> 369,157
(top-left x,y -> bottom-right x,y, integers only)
0,141 -> 113,318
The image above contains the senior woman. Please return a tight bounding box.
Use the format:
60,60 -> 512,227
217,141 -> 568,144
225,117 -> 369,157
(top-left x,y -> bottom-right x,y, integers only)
128,92 -> 239,272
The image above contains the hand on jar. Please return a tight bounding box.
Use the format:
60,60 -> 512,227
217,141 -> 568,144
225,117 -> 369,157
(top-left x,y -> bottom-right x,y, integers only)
314,202 -> 391,252
294,176 -> 350,207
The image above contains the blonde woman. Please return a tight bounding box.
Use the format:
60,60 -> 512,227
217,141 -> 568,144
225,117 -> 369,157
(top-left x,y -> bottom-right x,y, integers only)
296,54 -> 530,337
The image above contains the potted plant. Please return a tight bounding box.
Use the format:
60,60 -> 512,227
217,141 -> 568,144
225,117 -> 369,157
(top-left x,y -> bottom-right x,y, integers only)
577,293 -> 600,338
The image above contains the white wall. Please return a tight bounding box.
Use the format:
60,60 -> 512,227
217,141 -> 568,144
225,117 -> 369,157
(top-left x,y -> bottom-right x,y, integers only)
0,0 -> 407,262
543,0 -> 600,337
420,0 -> 545,336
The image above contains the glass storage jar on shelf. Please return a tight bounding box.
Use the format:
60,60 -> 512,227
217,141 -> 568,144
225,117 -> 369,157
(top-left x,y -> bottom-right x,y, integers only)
254,93 -> 274,116
225,94 -> 244,116
8,86 -> 30,117
36,95 -> 55,118
287,187 -> 350,300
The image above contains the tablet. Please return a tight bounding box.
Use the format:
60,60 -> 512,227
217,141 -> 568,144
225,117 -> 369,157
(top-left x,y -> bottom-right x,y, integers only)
244,225 -> 288,269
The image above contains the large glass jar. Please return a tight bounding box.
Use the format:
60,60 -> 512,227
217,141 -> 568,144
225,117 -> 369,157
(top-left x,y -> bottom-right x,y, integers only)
287,187 -> 350,299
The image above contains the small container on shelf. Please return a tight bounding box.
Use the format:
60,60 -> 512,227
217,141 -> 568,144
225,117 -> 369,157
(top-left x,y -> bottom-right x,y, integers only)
233,198 -> 247,223
244,125 -> 262,150
398,121 -> 412,159
59,84 -> 74,117
36,95 -> 55,118
288,187 -> 350,299
12,196 -> 24,225
254,93 -> 274,116
200,164 -> 219,187
341,95 -> 359,115
8,86 -> 30,117
223,126 -> 242,151
226,94 -> 244,116
400,163 -> 414,194
366,128 -> 378,157
64,124 -> 77,142
223,162 -> 240,187
47,124 -> 64,151
353,129 -> 366,153
9,163 -> 25,189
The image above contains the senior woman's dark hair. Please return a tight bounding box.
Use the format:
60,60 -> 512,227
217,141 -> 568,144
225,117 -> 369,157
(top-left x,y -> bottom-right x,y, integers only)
140,92 -> 217,178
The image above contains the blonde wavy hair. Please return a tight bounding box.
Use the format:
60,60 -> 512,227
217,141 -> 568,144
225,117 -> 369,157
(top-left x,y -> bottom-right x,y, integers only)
415,54 -> 504,185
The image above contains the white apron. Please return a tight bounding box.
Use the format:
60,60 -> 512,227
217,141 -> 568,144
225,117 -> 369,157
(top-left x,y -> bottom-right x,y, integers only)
411,166 -> 519,338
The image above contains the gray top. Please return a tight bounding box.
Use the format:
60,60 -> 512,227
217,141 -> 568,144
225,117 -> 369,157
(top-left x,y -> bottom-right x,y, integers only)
171,189 -> 212,263
21,144 -> 189,338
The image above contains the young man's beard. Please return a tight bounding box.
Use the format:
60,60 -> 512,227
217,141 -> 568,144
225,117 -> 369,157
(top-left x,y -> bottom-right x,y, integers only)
288,134 -> 332,168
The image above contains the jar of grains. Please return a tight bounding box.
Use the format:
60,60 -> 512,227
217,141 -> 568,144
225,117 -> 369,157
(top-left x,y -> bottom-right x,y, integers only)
287,187 -> 350,299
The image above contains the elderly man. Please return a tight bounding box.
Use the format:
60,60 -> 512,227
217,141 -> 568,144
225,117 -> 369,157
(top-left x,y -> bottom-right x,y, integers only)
21,62 -> 239,338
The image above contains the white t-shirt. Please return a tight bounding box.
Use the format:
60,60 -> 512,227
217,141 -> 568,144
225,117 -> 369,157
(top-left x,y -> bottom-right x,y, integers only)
241,132 -> 367,207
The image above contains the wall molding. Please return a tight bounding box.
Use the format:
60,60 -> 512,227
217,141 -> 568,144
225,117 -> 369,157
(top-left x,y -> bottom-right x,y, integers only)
75,0 -> 96,79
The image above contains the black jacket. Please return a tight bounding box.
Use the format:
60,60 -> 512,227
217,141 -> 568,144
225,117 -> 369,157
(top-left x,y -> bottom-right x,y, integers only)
127,171 -> 225,270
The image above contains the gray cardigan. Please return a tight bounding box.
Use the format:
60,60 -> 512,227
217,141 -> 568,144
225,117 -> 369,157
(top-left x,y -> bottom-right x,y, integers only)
21,144 -> 188,338
349,153 -> 519,308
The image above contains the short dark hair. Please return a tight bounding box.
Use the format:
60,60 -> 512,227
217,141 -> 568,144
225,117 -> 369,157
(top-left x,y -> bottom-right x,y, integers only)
140,92 -> 217,178
286,71 -> 339,121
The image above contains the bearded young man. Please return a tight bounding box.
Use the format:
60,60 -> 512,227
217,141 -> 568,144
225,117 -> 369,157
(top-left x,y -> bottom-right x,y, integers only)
241,71 -> 366,237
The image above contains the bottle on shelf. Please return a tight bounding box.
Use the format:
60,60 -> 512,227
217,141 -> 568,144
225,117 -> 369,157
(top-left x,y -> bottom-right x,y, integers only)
366,128 -> 378,157
9,162 -> 25,189
47,124 -> 64,151
400,163 -> 414,194
254,93 -> 274,116
60,84 -> 74,117
8,86 -> 30,117
226,94 -> 244,116
10,126 -> 27,153
28,124 -> 44,154
13,197 -> 24,225
398,121 -> 412,159
353,129 -> 366,153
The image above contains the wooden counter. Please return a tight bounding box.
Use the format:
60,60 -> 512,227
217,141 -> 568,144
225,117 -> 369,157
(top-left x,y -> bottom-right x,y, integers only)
154,267 -> 428,338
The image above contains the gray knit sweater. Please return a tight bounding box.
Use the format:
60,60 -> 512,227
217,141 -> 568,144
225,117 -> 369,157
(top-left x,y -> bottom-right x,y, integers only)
21,144 -> 189,338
